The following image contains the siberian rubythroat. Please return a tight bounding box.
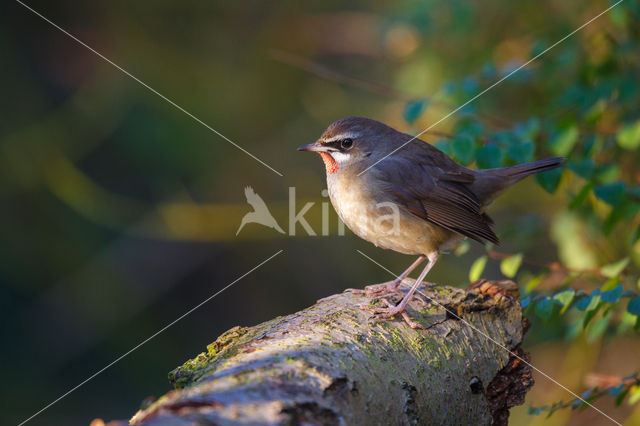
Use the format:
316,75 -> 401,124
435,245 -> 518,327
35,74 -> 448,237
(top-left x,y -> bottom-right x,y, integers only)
298,117 -> 564,328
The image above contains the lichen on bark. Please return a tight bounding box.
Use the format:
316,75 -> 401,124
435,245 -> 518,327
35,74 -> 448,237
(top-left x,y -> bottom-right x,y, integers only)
128,279 -> 532,425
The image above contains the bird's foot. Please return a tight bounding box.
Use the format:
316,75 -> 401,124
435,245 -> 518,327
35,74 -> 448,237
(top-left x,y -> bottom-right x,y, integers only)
360,299 -> 425,329
347,281 -> 426,306
346,280 -> 404,298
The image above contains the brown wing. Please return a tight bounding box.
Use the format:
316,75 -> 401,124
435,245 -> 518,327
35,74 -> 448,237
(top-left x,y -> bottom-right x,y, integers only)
377,141 -> 499,245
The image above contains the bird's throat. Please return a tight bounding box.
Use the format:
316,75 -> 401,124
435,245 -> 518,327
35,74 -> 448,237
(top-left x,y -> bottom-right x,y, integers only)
319,152 -> 339,174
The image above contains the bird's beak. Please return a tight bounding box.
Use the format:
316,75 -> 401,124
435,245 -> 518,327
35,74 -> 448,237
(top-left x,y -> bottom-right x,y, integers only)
297,142 -> 329,152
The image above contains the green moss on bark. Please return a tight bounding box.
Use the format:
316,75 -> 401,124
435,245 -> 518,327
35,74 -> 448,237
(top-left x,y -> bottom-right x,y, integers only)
133,280 -> 530,425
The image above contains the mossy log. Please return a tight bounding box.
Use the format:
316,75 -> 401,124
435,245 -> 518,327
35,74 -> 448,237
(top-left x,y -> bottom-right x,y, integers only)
128,279 -> 532,425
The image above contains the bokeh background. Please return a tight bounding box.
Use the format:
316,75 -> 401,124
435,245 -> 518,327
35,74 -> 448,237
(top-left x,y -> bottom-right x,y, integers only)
2,0 -> 639,425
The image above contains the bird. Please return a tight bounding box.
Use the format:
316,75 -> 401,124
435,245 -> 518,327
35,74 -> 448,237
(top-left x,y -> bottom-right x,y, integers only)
236,186 -> 285,235
298,117 -> 564,328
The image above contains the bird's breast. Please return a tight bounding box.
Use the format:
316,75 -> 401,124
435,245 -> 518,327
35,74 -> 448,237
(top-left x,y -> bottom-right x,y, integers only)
327,173 -> 453,255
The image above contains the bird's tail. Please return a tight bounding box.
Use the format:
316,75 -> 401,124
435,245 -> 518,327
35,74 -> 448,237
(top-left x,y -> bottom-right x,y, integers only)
472,157 -> 565,203
497,157 -> 566,181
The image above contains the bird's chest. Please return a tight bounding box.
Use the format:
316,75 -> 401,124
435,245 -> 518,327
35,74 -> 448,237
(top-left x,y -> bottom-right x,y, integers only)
327,175 -> 379,236
327,173 -> 443,255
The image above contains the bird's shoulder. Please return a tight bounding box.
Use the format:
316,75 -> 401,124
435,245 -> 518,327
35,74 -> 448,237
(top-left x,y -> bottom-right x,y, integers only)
398,138 -> 474,181
374,138 -> 476,194
373,139 -> 498,244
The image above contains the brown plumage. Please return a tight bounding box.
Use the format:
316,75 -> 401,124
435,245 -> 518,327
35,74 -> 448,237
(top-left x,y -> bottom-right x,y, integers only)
298,117 -> 564,328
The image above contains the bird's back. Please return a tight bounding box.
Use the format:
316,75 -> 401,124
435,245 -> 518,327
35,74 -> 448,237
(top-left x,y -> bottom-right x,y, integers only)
322,120 -> 564,252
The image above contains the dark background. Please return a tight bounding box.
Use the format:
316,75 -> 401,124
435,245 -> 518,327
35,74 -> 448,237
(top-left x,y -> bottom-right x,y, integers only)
2,1 -> 638,425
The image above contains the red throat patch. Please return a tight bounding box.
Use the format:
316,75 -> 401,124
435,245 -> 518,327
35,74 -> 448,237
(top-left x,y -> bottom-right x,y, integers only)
318,152 -> 339,174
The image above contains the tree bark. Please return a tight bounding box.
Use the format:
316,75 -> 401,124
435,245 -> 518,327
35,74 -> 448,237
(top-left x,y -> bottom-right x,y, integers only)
126,279 -> 533,425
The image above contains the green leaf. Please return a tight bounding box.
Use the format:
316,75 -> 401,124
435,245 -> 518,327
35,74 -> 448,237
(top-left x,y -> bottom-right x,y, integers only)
583,135 -> 603,157
594,182 -> 627,206
628,296 -> 640,316
585,99 -> 607,123
601,284 -> 623,304
566,316 -> 583,340
594,163 -> 620,183
535,297 -> 554,320
585,294 -> 601,311
576,294 -> 592,311
629,386 -> 640,405
609,384 -> 625,396
601,258 -> 629,278
546,401 -> 562,418
576,288 -> 600,311
452,133 -> 476,164
525,274 -> 543,294
462,76 -> 478,94
617,120 -> 640,150
632,226 -> 640,245
618,310 -> 639,334
609,4 -> 628,28
567,158 -> 595,180
403,99 -> 428,124
507,140 -> 535,163
536,168 -> 563,193
587,316 -> 610,342
456,119 -> 484,137
549,125 -> 579,156
434,140 -> 452,156
578,290 -> 601,313
553,289 -> 575,314
528,406 -> 546,416
583,304 -> 602,328
615,387 -> 630,406
454,240 -> 470,256
603,202 -> 640,235
601,277 -> 621,292
500,253 -> 523,278
469,255 -> 487,282
476,144 -> 504,169
513,118 -> 540,141
569,182 -> 594,210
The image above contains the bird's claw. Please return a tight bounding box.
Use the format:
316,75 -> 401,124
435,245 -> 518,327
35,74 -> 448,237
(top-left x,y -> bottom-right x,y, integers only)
348,285 -> 425,305
346,281 -> 404,298
359,299 -> 425,329
360,298 -> 404,316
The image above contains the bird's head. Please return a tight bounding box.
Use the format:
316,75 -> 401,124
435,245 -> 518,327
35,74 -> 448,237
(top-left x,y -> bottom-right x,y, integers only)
297,117 -> 400,175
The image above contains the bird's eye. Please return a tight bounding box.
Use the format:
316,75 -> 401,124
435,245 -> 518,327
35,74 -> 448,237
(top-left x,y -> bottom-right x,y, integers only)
341,138 -> 354,150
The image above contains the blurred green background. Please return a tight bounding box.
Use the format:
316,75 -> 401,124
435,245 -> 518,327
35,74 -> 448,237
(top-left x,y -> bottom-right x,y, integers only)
2,0 -> 640,425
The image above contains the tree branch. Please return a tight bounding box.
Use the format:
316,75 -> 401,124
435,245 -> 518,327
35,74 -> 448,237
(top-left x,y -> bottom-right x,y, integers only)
117,280 -> 532,425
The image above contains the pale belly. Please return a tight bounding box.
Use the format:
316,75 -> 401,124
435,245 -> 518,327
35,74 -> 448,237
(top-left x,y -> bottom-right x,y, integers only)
327,179 -> 456,255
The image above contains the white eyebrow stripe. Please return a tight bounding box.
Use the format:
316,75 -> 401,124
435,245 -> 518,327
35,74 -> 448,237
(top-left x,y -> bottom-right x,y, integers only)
322,132 -> 361,143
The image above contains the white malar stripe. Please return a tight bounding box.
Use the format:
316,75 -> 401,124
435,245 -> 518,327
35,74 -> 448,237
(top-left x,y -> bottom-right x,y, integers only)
331,152 -> 351,163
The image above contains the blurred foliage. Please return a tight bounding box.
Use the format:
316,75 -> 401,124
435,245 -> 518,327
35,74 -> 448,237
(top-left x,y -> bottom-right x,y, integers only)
528,372 -> 640,419
3,0 -> 640,424
412,0 -> 640,417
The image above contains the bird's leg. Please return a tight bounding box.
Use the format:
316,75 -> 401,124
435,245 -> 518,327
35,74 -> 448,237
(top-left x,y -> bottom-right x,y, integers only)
347,255 -> 426,297
376,298 -> 424,329
361,252 -> 439,328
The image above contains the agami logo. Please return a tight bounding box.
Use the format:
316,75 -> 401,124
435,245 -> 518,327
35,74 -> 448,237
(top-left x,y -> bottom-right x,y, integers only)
236,187 -> 401,237
236,186 -> 285,235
